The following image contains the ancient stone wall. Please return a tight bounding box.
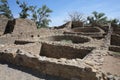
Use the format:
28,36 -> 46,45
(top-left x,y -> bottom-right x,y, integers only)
0,15 -> 9,35
109,45 -> 120,52
72,21 -> 83,28
0,17 -> 38,35
4,20 -> 15,34
111,34 -> 120,46
113,27 -> 120,35
109,33 -> 120,52
99,26 -> 109,33
64,27 -> 105,39
0,49 -> 97,80
54,21 -> 83,29
40,43 -> 92,59
42,35 -> 90,44
12,18 -> 37,34
54,21 -> 72,29
0,36 -> 16,44
72,27 -> 101,33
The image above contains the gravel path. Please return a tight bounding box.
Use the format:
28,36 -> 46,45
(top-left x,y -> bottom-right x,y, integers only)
0,62 -> 67,80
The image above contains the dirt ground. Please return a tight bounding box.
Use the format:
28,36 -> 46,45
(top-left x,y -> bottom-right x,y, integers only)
102,53 -> 120,76
0,62 -> 67,80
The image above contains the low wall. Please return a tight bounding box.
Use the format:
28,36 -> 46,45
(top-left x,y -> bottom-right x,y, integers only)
42,35 -> 90,44
113,27 -> 120,35
109,45 -> 120,52
64,32 -> 105,39
40,43 -> 92,59
111,34 -> 120,46
54,21 -> 72,29
99,26 -> 109,33
0,50 -> 97,80
72,27 -> 101,33
63,27 -> 105,39
72,21 -> 83,28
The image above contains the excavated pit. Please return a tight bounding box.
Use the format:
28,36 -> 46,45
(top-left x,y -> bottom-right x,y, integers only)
64,27 -> 105,39
72,27 -> 100,33
42,35 -> 90,44
40,43 -> 92,59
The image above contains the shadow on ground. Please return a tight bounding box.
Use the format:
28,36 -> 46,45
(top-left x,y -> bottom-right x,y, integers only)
0,61 -> 68,80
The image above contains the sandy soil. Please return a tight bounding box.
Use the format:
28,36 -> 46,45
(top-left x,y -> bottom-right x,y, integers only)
102,53 -> 120,76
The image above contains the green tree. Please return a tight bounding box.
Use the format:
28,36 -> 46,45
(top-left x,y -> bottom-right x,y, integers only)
16,0 -> 33,18
87,11 -> 108,27
109,18 -> 120,27
0,0 -> 13,19
31,6 -> 37,22
31,5 -> 52,28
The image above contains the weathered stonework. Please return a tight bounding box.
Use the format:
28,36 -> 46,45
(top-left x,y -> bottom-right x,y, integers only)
109,34 -> 120,52
0,46 -> 98,80
71,21 -> 84,28
111,34 -> 120,46
64,27 -> 105,39
0,18 -> 120,80
12,18 -> 37,34
0,15 -> 9,35
40,34 -> 91,44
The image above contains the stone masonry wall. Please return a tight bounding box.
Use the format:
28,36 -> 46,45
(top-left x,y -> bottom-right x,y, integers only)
111,34 -> 120,46
12,18 -> 37,34
0,49 -> 97,80
0,15 -> 9,35
40,43 -> 92,59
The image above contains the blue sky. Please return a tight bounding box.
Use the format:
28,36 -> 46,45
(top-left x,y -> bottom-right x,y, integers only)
8,0 -> 120,26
